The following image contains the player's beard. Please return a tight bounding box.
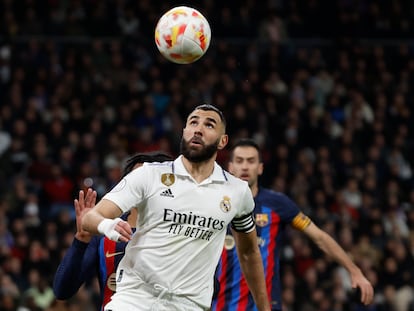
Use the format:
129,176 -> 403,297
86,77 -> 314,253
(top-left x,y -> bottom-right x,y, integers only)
180,137 -> 219,163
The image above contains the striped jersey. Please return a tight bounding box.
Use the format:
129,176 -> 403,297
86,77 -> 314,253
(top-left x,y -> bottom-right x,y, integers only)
99,237 -> 129,308
53,221 -> 133,310
212,188 -> 307,311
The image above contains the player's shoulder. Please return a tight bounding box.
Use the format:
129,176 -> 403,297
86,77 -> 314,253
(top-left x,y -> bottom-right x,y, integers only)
143,160 -> 174,168
142,160 -> 174,172
257,188 -> 296,206
141,161 -> 175,185
125,161 -> 173,181
256,188 -> 301,221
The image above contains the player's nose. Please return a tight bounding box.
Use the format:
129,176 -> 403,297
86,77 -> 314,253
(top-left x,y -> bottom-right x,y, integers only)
241,162 -> 249,169
193,129 -> 202,136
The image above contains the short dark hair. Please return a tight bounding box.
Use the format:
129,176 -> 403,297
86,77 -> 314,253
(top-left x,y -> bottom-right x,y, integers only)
230,138 -> 262,162
193,104 -> 226,128
122,151 -> 173,177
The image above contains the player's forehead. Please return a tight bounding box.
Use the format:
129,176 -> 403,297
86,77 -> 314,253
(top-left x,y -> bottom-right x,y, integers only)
187,109 -> 222,124
233,146 -> 260,159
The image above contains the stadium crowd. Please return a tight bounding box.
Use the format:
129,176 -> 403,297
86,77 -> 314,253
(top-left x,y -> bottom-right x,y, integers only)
0,0 -> 413,310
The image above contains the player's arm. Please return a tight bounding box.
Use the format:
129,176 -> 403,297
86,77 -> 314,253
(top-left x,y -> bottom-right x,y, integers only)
53,237 -> 99,299
232,226 -> 271,311
82,199 -> 133,242
53,189 -> 99,299
292,213 -> 374,305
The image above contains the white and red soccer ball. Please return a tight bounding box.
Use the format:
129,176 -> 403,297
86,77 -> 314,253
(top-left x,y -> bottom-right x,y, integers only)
154,6 -> 211,64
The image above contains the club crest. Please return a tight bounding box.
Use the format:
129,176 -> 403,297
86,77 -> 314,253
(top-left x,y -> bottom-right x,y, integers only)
224,234 -> 235,250
220,196 -> 231,212
107,272 -> 117,291
255,213 -> 269,227
161,173 -> 175,186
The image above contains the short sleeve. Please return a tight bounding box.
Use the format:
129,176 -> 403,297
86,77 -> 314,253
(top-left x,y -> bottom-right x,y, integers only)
231,183 -> 255,233
103,165 -> 150,213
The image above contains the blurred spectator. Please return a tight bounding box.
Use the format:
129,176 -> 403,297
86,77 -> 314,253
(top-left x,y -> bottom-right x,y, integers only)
383,194 -> 410,239
43,165 -> 75,220
0,273 -> 21,309
118,6 -> 140,37
379,240 -> 414,311
27,134 -> 54,189
0,218 -> 13,256
23,193 -> 41,231
341,178 -> 363,210
23,269 -> 54,310
0,121 -> 11,156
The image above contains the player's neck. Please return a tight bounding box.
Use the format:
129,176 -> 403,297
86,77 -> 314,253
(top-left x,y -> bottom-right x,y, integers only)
250,183 -> 259,197
181,156 -> 215,184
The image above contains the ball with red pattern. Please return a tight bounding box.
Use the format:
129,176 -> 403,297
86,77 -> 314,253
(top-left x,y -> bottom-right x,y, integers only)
155,6 -> 211,64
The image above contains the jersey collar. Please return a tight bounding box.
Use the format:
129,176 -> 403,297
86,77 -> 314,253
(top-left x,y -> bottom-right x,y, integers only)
173,155 -> 228,183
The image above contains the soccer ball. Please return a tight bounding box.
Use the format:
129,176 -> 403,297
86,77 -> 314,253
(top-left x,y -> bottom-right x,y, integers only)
154,6 -> 211,64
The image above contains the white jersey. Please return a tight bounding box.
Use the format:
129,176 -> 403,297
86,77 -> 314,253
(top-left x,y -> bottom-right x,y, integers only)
103,156 -> 255,309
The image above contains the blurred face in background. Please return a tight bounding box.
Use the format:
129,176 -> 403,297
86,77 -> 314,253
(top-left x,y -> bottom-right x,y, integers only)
229,145 -> 263,190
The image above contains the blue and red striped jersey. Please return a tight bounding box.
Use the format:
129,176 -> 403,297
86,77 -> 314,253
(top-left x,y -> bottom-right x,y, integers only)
212,188 -> 300,311
98,237 -> 129,308
54,230 -> 132,310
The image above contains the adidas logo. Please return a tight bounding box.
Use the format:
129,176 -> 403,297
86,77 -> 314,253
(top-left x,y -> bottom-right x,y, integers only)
160,188 -> 174,197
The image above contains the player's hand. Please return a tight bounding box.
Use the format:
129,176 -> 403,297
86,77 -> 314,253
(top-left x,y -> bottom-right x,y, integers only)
74,188 -> 97,243
97,218 -> 133,242
351,272 -> 374,305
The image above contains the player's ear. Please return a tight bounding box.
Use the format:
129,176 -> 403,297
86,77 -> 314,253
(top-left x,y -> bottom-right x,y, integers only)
258,162 -> 264,176
217,134 -> 228,150
228,160 -> 234,173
